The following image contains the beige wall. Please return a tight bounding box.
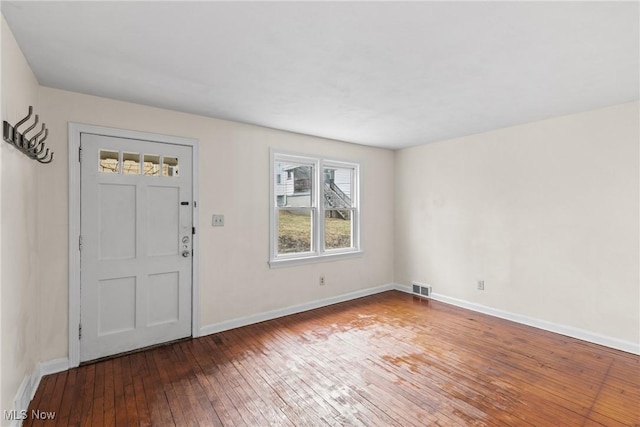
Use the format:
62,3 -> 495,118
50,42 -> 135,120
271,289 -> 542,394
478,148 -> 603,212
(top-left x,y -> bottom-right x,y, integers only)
395,102 -> 640,345
1,16 -> 41,418
36,86 -> 396,362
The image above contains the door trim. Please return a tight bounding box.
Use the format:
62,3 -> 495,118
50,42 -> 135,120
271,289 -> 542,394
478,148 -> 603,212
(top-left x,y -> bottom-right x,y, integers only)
68,122 -> 200,368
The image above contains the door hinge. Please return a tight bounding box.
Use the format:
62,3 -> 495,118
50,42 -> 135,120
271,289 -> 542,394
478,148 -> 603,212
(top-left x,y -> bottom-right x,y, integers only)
78,323 -> 82,339
194,201 -> 197,208
192,227 -> 196,235
79,235 -> 83,250
78,146 -> 82,162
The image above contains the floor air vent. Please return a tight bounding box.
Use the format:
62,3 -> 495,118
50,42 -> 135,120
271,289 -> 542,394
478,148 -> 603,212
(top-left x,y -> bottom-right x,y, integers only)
412,282 -> 432,298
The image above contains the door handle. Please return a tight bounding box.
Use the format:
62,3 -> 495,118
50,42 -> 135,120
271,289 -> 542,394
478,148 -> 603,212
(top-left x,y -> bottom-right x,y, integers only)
182,250 -> 191,258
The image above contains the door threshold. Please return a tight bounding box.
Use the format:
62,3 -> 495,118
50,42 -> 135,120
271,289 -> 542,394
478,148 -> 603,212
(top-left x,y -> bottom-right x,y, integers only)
80,336 -> 192,366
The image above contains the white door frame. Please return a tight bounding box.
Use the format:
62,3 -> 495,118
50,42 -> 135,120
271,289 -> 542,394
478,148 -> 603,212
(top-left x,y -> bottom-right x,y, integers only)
68,122 -> 200,368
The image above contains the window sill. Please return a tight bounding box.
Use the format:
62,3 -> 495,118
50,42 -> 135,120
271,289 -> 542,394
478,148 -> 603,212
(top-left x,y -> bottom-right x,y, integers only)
269,250 -> 364,269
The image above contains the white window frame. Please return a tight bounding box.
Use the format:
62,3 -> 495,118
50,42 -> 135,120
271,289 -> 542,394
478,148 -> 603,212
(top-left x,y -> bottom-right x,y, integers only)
269,150 -> 362,268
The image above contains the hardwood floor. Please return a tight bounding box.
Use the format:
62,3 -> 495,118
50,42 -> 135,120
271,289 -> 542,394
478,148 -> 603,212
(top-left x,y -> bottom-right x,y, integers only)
26,291 -> 639,426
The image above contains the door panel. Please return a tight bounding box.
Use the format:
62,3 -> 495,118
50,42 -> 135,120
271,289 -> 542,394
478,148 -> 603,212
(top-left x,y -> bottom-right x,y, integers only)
147,272 -> 180,326
99,183 -> 136,260
98,276 -> 136,335
80,133 -> 193,362
147,186 -> 180,256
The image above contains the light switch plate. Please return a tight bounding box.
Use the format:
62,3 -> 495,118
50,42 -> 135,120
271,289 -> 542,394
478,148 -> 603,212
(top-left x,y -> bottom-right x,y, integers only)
212,214 -> 224,227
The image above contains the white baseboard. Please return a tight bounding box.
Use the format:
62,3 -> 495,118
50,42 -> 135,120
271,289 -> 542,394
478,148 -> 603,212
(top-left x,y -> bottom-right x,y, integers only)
200,284 -> 395,336
39,358 -> 69,377
391,283 -> 413,294
10,375 -> 37,427
392,283 -> 639,355
9,358 -> 69,426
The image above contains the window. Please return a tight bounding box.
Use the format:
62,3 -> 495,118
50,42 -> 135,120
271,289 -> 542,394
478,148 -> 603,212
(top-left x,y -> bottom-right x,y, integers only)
99,150 -> 120,173
122,152 -> 140,175
98,150 -> 179,177
270,151 -> 360,267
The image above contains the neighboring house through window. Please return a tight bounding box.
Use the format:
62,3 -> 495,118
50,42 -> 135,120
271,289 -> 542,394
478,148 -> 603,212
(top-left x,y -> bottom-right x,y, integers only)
270,151 -> 361,267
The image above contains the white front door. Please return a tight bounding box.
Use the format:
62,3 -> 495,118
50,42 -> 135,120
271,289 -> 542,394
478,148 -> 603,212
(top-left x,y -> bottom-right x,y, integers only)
80,133 -> 193,362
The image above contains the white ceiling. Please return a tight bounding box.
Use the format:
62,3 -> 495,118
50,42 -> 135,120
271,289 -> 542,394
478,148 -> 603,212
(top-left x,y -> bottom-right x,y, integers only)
2,1 -> 638,150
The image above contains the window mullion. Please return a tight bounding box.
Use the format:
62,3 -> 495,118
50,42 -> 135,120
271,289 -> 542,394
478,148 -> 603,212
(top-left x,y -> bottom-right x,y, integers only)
315,159 -> 324,255
270,150 -> 276,261
353,164 -> 359,249
274,207 -> 280,259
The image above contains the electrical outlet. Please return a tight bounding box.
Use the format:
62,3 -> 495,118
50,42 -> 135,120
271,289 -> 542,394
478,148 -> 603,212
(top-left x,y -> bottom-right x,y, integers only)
319,275 -> 325,286
212,214 -> 224,227
477,280 -> 485,290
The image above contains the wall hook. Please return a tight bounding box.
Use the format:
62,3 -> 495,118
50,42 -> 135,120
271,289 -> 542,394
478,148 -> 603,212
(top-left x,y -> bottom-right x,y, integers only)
2,106 -> 54,164
22,115 -> 39,142
36,149 -> 54,164
29,124 -> 46,147
13,106 -> 33,132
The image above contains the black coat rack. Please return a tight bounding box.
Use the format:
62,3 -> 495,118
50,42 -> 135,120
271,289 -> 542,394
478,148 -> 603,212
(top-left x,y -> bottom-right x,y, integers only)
2,106 -> 54,164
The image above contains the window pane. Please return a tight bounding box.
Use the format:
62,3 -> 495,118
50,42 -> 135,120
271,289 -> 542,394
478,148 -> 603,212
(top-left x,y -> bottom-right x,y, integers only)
143,154 -> 160,176
325,210 -> 352,250
278,209 -> 312,254
163,156 -> 179,177
275,162 -> 313,207
122,152 -> 140,175
323,167 -> 353,208
99,150 -> 120,173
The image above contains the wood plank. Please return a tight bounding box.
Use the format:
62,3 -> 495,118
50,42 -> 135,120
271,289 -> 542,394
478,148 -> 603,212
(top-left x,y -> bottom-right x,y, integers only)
173,342 -> 223,427
25,375 -> 55,427
88,360 -> 105,427
111,356 -> 128,427
141,348 -> 173,425
34,370 -> 68,425
79,363 -> 96,427
187,337 -> 247,425
101,359 -> 115,427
